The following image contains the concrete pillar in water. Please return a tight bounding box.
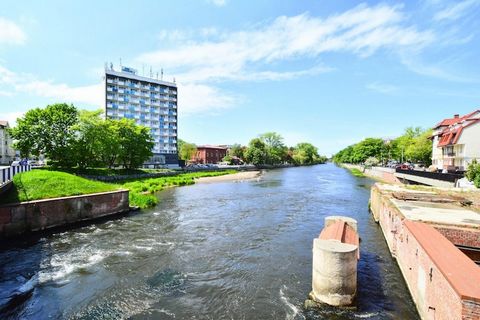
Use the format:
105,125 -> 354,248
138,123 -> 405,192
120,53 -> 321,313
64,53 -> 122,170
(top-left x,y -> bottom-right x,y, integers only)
310,216 -> 359,307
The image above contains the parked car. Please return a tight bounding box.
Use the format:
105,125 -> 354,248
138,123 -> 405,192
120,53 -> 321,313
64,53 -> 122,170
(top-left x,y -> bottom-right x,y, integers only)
10,161 -> 20,166
396,163 -> 413,170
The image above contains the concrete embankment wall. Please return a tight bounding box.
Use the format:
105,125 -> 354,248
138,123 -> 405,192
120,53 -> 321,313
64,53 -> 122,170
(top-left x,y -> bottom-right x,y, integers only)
0,190 -> 129,238
370,185 -> 480,319
342,164 -> 401,184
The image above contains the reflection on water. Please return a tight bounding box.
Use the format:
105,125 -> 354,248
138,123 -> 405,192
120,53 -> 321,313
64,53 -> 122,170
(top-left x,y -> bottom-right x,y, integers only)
0,164 -> 418,319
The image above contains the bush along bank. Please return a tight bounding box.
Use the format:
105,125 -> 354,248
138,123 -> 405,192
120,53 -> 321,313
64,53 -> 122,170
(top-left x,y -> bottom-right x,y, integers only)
121,170 -> 236,208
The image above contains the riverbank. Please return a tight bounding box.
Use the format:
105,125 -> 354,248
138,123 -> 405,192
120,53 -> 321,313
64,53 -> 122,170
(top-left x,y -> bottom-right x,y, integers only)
0,169 -> 238,209
341,163 -> 401,184
196,170 -> 261,183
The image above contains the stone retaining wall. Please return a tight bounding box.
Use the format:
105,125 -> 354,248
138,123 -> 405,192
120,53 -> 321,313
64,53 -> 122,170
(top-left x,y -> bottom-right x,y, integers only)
370,184 -> 480,319
342,164 -> 401,184
0,190 -> 129,238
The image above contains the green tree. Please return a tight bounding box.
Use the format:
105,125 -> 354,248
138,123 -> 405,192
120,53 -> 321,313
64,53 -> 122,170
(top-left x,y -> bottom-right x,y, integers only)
177,139 -> 197,161
244,138 -> 267,165
259,132 -> 287,165
117,119 -> 154,169
96,120 -> 122,168
292,142 -> 320,165
9,103 -> 78,166
71,110 -> 104,169
351,138 -> 385,164
228,143 -> 245,160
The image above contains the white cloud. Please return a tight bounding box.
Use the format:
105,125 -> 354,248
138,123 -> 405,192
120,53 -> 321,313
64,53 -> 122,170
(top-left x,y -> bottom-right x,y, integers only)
0,65 -> 104,107
1,111 -> 25,127
400,56 -> 478,82
366,82 -> 399,94
207,0 -> 227,7
137,4 -> 433,114
139,4 -> 433,82
433,0 -> 480,21
179,83 -> 237,115
15,81 -> 104,107
0,17 -> 26,45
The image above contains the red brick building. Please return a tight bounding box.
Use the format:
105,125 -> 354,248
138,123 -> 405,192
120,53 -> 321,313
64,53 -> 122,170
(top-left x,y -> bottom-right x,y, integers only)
192,145 -> 228,164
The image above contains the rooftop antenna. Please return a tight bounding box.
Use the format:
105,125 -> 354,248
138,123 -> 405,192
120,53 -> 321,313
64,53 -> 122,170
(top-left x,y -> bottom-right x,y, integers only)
119,58 -> 122,69
142,64 -> 145,76
110,62 -> 113,71
173,77 -> 176,83
156,71 -> 159,79
161,68 -> 164,80
150,66 -> 153,78
104,62 -> 107,71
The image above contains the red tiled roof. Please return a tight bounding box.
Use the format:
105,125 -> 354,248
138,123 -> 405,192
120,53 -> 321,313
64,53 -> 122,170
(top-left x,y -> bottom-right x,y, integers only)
434,110 -> 480,129
404,221 -> 480,302
435,110 -> 480,146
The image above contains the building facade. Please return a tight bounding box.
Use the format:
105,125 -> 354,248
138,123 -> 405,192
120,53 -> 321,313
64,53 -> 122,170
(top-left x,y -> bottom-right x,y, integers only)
431,110 -> 480,171
0,121 -> 15,165
105,65 -> 178,166
192,146 -> 228,164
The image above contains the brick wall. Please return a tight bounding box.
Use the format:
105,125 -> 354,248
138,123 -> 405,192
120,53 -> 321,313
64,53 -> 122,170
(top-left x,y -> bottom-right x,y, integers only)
435,226 -> 480,248
370,185 -> 480,319
0,190 -> 129,238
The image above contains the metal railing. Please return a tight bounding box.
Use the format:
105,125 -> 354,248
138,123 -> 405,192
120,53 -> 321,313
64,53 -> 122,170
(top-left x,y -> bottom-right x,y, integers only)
395,168 -> 463,183
1,165 -> 31,185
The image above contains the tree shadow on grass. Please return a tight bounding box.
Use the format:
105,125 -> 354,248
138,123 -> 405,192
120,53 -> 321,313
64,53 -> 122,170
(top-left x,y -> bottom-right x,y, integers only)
0,175 -> 28,205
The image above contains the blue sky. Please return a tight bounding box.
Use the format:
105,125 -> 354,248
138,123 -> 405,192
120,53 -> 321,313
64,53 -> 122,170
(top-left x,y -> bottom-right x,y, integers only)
1,0 -> 480,155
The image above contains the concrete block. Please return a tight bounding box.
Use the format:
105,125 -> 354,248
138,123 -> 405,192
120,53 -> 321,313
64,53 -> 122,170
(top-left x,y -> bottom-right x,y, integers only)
312,238 -> 358,306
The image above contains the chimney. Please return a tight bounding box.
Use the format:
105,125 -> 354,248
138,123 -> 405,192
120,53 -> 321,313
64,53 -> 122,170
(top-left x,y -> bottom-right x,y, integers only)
454,114 -> 459,118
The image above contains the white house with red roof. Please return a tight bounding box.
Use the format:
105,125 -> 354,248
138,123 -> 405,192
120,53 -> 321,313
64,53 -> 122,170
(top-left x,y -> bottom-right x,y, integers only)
431,110 -> 480,171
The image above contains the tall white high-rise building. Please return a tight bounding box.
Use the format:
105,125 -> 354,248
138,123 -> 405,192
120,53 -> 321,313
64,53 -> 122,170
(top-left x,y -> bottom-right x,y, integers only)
104,65 -> 178,166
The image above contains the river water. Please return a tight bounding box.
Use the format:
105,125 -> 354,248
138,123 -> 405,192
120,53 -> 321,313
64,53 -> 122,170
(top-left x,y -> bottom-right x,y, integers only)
0,164 -> 418,319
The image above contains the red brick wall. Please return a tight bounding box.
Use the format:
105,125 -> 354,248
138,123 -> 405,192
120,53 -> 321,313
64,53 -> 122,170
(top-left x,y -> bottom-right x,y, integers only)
435,226 -> 480,248
0,190 -> 129,238
396,223 -> 463,319
370,185 -> 480,319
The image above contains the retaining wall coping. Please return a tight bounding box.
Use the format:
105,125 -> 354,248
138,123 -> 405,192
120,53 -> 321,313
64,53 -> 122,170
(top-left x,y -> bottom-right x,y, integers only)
0,189 -> 129,208
404,220 -> 480,303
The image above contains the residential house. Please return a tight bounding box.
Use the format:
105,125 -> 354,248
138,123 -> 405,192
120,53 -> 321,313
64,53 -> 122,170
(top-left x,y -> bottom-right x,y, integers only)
0,121 -> 15,165
431,110 -> 480,171
192,146 -> 228,164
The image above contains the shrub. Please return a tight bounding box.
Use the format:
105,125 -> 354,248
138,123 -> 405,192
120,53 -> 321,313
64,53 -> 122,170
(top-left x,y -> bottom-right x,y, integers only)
364,157 -> 379,167
466,159 -> 480,188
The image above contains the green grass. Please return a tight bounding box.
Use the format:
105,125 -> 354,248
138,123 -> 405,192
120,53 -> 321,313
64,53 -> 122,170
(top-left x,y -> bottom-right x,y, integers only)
38,166 -> 175,177
120,170 -> 236,208
0,169 -> 237,209
349,168 -> 365,177
0,170 -> 120,204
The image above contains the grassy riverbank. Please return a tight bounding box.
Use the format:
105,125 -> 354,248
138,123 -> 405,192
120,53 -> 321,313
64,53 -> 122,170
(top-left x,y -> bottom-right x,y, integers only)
348,168 -> 365,177
121,170 -> 236,208
0,170 -> 119,204
0,169 -> 237,209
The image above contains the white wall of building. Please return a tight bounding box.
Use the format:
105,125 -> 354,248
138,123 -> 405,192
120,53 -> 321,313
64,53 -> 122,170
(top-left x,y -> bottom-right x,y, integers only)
456,123 -> 480,166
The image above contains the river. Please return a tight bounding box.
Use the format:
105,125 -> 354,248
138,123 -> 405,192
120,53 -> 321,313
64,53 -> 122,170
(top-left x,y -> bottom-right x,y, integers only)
0,164 -> 418,319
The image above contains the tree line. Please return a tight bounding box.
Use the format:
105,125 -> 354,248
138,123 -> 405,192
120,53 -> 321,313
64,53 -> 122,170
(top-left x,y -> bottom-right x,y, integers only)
179,132 -> 328,166
9,103 -> 154,169
333,127 -> 433,166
